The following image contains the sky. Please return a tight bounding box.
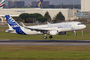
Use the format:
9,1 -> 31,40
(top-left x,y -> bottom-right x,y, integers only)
0,0 -> 81,5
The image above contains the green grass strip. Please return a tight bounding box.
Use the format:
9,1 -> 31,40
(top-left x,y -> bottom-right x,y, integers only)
0,51 -> 90,59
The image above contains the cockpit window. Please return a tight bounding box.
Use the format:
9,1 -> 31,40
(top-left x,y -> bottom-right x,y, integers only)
78,23 -> 82,25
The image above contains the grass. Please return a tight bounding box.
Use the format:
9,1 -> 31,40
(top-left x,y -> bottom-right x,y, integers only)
0,46 -> 90,60
0,51 -> 90,59
0,30 -> 90,40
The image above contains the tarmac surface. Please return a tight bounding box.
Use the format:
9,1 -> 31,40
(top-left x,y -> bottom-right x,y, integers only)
0,40 -> 90,46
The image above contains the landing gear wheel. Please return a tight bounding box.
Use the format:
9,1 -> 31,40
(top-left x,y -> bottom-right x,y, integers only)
74,31 -> 77,36
43,36 -> 47,39
49,35 -> 53,39
75,34 -> 77,36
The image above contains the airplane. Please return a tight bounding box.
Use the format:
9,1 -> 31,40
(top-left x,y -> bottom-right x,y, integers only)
5,15 -> 86,39
0,0 -> 5,7
36,0 -> 43,8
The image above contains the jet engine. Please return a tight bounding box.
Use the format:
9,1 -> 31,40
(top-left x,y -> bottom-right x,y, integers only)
49,30 -> 58,35
58,32 -> 66,35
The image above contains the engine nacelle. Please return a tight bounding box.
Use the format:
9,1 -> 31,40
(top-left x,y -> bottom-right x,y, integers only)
50,30 -> 58,35
58,32 -> 66,35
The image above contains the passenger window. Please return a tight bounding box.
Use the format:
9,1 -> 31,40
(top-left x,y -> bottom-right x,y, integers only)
78,23 -> 82,25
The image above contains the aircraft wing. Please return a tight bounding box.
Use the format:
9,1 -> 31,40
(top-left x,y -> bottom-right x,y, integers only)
25,27 -> 50,31
25,26 -> 60,35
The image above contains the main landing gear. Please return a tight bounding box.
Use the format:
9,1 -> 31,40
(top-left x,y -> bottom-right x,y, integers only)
43,36 -> 47,39
49,35 -> 53,39
74,31 -> 77,36
43,34 -> 53,39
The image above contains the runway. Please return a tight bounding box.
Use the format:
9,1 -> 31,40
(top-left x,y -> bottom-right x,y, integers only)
0,40 -> 90,46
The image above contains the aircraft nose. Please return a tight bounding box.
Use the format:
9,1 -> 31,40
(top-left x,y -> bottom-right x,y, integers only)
83,25 -> 86,29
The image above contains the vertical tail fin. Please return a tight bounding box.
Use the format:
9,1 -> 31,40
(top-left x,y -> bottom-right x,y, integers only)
8,24 -> 13,29
5,15 -> 26,35
36,0 -> 43,8
0,0 -> 5,6
5,15 -> 20,29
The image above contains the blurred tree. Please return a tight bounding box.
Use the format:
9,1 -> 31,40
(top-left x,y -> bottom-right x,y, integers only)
54,12 -> 65,22
19,13 -> 29,23
12,17 -> 23,22
33,13 -> 43,19
44,11 -> 51,22
26,17 -> 33,23
37,17 -> 47,23
19,13 -> 44,23
29,14 -> 35,23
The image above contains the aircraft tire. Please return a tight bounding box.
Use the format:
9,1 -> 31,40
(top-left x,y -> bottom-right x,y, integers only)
44,36 -> 47,39
75,34 -> 77,36
49,35 -> 53,39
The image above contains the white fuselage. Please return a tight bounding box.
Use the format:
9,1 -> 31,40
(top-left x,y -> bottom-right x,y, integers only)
20,22 -> 86,35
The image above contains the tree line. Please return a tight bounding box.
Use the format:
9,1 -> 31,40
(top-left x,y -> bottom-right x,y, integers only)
13,12 -> 65,23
